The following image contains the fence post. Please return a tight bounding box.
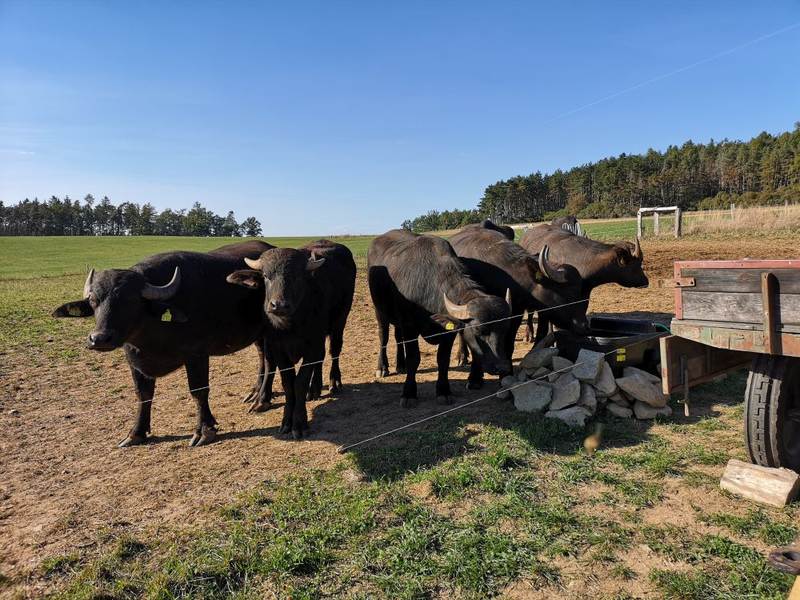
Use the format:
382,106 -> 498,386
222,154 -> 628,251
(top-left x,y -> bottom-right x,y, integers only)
637,210 -> 643,238
730,203 -> 735,221
674,208 -> 682,238
653,211 -> 660,236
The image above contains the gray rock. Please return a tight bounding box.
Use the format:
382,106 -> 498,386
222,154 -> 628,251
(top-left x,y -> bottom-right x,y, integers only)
572,349 -> 605,383
609,391 -> 631,407
555,372 -> 577,386
623,366 -> 661,386
594,360 -> 618,396
633,401 -> 673,420
517,371 -> 529,382
617,373 -> 667,408
526,366 -> 551,381
519,346 -> 558,370
545,405 -> 592,428
551,356 -> 574,374
607,403 -> 633,418
579,383 -> 597,412
550,378 -> 581,411
501,375 -> 517,389
513,382 -> 552,412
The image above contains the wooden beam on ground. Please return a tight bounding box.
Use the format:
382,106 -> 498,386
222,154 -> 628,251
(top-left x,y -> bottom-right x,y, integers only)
720,459 -> 800,507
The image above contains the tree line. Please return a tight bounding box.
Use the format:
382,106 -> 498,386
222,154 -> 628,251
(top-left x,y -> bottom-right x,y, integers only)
403,123 -> 800,231
0,195 -> 262,237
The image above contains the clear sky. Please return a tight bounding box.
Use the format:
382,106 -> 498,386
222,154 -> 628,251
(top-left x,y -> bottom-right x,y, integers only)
1,1 -> 798,235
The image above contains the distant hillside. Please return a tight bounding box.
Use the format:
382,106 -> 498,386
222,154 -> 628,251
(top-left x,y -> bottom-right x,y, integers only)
402,124 -> 800,232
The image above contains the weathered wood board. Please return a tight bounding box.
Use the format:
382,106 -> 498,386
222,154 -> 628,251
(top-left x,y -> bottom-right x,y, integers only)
680,291 -> 800,325
659,334 -> 752,394
720,459 -> 800,507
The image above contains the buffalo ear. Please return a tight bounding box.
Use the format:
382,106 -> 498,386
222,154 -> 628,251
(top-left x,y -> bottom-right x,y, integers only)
431,314 -> 466,332
53,299 -> 93,318
226,269 -> 263,289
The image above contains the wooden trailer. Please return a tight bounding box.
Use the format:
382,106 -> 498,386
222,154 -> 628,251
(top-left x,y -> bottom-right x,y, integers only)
660,259 -> 800,472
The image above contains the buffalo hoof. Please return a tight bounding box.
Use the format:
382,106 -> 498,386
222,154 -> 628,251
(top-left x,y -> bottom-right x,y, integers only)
309,388 -> 322,401
436,395 -> 454,405
248,400 -> 272,413
457,358 -> 470,368
400,396 -> 417,408
292,428 -> 304,440
279,423 -> 291,434
118,433 -> 147,448
396,366 -> 407,375
467,380 -> 483,390
329,381 -> 342,395
189,425 -> 217,447
376,368 -> 389,379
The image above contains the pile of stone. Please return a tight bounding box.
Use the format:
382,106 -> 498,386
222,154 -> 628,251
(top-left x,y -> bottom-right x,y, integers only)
496,345 -> 671,427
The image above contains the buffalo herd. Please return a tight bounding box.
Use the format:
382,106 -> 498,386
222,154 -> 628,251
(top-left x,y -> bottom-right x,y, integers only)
53,217 -> 647,446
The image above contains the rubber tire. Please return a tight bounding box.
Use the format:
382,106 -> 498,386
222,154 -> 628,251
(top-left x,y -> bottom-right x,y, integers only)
744,355 -> 800,472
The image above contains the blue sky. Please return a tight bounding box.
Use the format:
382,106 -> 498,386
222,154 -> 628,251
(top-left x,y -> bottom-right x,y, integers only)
1,2 -> 799,235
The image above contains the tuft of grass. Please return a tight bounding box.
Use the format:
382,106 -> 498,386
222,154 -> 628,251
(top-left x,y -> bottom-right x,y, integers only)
700,509 -> 798,546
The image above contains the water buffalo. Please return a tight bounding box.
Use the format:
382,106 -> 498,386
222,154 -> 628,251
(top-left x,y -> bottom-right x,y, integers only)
52,240 -> 273,447
462,219 -> 516,240
519,224 -> 647,340
551,215 -> 585,237
368,229 -> 512,404
226,240 -> 356,439
448,226 -> 588,372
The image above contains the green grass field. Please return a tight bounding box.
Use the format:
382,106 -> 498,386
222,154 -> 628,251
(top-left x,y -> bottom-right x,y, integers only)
0,235 -> 376,280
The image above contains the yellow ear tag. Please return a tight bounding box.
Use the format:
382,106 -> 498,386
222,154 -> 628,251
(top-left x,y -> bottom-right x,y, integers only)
68,305 -> 83,316
535,272 -> 543,281
445,321 -> 456,331
161,309 -> 172,322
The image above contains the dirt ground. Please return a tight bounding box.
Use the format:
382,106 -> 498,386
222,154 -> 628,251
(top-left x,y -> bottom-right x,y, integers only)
2,237 -> 798,594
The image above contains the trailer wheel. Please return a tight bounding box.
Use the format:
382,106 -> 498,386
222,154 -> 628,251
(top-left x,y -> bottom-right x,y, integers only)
744,355 -> 800,472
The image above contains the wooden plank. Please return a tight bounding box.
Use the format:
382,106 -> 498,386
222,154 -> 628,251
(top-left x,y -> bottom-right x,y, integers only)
681,291 -> 800,325
674,318 -> 800,335
676,259 -> 800,271
659,334 -> 751,394
682,268 -> 800,294
670,320 -> 800,357
720,459 -> 800,507
762,272 -> 779,354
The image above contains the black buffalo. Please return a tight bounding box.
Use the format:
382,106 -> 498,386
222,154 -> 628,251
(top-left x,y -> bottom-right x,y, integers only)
368,229 -> 512,404
462,219 -> 516,240
226,240 -> 356,439
519,224 -> 647,339
550,215 -> 585,236
52,240 -> 273,447
448,225 -> 588,371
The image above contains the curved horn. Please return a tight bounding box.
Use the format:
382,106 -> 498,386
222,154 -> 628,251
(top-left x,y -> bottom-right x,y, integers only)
632,236 -> 642,259
443,293 -> 470,321
306,251 -> 326,271
141,267 -> 181,300
505,288 -> 512,310
83,268 -> 95,298
538,246 -> 568,283
244,257 -> 263,270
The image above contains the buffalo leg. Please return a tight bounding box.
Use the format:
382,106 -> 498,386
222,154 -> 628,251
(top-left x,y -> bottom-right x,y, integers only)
505,315 -> 523,365
290,341 -> 325,439
276,351 -> 297,436
456,332 -> 470,367
435,336 -> 456,404
250,338 -> 274,413
534,313 -> 550,345
309,362 -> 323,401
375,310 -> 390,378
467,353 -> 485,390
242,341 -> 265,403
185,356 -> 217,447
400,335 -> 421,408
394,326 -> 406,374
328,319 -> 346,394
119,366 -> 155,448
524,312 -> 535,343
